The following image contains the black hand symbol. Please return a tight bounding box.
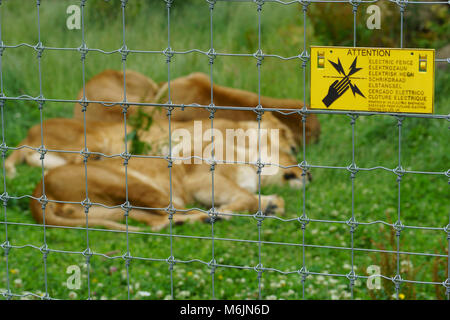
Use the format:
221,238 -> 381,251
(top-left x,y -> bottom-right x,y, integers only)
322,77 -> 350,107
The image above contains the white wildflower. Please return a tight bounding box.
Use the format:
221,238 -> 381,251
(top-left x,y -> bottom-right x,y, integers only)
137,291 -> 151,298
14,278 -> 23,288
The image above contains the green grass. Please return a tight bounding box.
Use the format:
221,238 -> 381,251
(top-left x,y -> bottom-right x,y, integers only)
0,0 -> 449,300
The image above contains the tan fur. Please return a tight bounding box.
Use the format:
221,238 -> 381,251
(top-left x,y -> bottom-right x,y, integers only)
31,156 -> 292,231
73,70 -> 159,122
17,118 -> 307,231
142,113 -> 297,158
31,159 -> 206,232
7,114 -> 296,176
5,118 -> 129,178
73,70 -> 321,145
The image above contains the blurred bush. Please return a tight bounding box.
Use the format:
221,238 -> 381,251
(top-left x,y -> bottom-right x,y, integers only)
308,2 -> 449,49
86,0 -> 145,24
85,0 -> 202,25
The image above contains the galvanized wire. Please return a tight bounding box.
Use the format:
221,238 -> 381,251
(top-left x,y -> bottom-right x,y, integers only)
0,0 -> 448,300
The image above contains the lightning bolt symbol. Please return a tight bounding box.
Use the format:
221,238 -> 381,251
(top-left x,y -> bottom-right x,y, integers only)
349,82 -> 365,98
328,58 -> 345,75
347,57 -> 364,97
328,57 -> 365,98
347,57 -> 362,77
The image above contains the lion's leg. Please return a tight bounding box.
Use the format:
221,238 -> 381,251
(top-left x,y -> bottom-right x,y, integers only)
35,202 -> 141,231
185,169 -> 275,219
5,147 -> 28,178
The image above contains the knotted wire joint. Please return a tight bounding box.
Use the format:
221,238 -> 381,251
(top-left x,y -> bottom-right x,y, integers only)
0,41 -> 5,57
166,255 -> 175,271
392,274 -> 402,291
444,224 -> 450,240
207,103 -> 216,119
348,113 -> 359,125
39,244 -> 50,258
165,0 -> 173,9
255,159 -> 265,175
39,194 -> 48,210
165,205 -> 176,218
120,151 -> 131,165
34,41 -> 44,59
253,104 -> 264,121
1,289 -> 12,300
165,155 -> 173,168
80,148 -> 90,163
393,220 -> 404,237
395,0 -> 408,12
163,47 -> 174,63
0,142 -> 7,158
298,50 -> 310,67
1,240 -> 11,255
78,43 -> 88,61
346,163 -> 359,179
208,158 -> 217,172
82,248 -> 93,263
121,201 -> 131,217
298,160 -> 309,172
349,0 -> 361,12
254,0 -> 264,11
300,0 -> 311,10
0,192 -> 9,207
207,48 -> 216,65
37,97 -> 45,110
120,0 -> 128,8
120,101 -> 129,114
165,104 -> 175,117
207,208 -> 218,223
445,169 -> 450,185
208,258 -> 217,274
79,99 -> 89,113
443,278 -> 450,296
254,210 -> 265,225
346,216 -> 359,233
254,263 -> 264,277
80,0 -> 87,7
298,214 -> 310,230
298,266 -> 309,281
346,270 -> 357,287
299,107 -> 308,120
81,198 -> 92,214
119,45 -> 129,62
122,252 -> 132,267
253,49 -> 264,67
393,165 -> 405,182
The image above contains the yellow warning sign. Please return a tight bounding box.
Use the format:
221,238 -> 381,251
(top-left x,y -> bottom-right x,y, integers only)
310,46 -> 435,113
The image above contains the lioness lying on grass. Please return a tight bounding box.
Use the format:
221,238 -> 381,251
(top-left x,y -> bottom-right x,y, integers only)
73,70 -> 321,145
8,116 -> 309,230
6,113 -> 297,176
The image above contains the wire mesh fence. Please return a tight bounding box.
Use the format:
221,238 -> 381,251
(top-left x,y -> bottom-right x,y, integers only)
0,0 -> 449,300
